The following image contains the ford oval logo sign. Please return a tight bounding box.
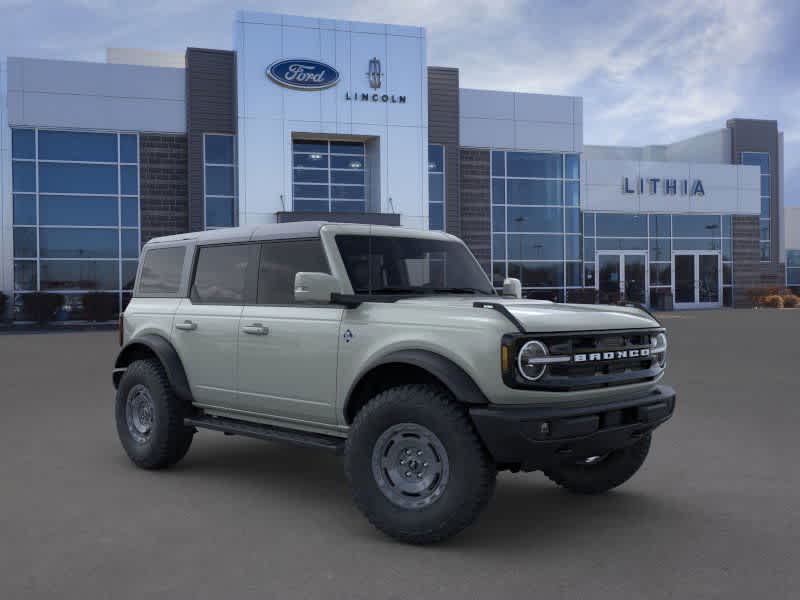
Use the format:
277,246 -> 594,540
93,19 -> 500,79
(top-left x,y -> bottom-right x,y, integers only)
267,59 -> 340,90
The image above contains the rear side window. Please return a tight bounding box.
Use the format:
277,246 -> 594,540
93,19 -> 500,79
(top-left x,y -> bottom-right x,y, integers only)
190,243 -> 255,305
137,246 -> 186,296
257,239 -> 330,305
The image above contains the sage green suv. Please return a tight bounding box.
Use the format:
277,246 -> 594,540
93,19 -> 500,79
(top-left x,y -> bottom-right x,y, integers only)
113,222 -> 675,544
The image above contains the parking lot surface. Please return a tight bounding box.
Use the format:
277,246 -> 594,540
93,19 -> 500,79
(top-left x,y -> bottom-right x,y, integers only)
1,309 -> 799,599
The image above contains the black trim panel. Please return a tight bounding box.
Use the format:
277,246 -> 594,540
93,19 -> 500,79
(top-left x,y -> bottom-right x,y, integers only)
113,334 -> 193,403
470,385 -> 676,471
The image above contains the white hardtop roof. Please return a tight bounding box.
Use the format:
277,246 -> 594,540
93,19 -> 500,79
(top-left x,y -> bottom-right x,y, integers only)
143,222 -> 457,247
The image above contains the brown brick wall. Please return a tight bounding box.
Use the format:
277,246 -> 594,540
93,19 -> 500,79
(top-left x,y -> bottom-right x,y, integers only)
459,149 -> 491,274
428,67 -> 460,236
139,134 -> 189,244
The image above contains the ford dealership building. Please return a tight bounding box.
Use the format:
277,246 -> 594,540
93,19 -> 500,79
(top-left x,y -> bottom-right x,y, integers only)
0,11 -> 792,318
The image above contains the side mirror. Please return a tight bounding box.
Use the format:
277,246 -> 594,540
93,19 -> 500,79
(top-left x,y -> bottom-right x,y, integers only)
294,272 -> 342,304
502,277 -> 522,299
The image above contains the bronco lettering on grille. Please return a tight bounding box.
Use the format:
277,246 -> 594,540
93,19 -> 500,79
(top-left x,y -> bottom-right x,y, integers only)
573,348 -> 650,362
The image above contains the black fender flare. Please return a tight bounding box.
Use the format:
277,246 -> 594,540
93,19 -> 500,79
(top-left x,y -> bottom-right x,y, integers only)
113,334 -> 193,403
345,349 -> 489,418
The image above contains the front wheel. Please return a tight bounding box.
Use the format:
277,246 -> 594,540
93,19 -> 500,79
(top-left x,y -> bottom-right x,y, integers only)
543,434 -> 652,494
345,384 -> 496,544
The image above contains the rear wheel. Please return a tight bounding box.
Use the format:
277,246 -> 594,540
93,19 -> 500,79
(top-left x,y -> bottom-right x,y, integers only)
345,384 -> 496,544
115,359 -> 194,469
543,434 -> 651,494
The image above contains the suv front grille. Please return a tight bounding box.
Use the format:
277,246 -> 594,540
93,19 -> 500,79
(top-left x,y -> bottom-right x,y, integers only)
505,329 -> 663,391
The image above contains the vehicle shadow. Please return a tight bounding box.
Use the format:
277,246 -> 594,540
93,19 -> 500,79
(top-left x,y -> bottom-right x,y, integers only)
163,435 -> 689,552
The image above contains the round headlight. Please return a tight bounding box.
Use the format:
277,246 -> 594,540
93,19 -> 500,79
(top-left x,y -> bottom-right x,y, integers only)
651,332 -> 667,368
517,340 -> 549,381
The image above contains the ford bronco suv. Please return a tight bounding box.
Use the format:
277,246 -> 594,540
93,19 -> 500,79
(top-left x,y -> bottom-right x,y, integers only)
113,222 -> 675,544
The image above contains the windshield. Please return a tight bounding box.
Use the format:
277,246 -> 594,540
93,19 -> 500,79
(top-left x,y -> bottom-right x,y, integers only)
335,235 -> 496,296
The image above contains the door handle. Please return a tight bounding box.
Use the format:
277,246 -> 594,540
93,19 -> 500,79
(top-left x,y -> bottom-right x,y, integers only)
242,323 -> 269,336
175,320 -> 197,331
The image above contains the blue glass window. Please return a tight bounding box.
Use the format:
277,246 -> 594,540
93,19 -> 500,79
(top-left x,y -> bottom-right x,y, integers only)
39,228 -> 118,259
507,180 -> 562,205
333,201 -> 366,213
507,206 -> 563,233
721,215 -> 732,237
12,129 -> 35,159
40,260 -> 119,291
565,181 -> 580,206
583,213 -> 594,236
566,262 -> 581,287
787,250 -> 800,268
38,131 -> 117,162
294,153 -> 328,168
508,262 -> 564,287
121,198 -> 139,226
14,261 -> 37,290
330,141 -> 364,155
293,140 -> 328,154
12,161 -> 36,192
565,154 -> 580,180
332,185 -> 364,200
294,199 -> 329,212
206,166 -> 235,196
205,135 -> 235,164
760,175 -> 770,196
649,214 -> 671,237
673,238 -> 721,251
121,165 -> 138,195
741,152 -> 769,174
492,206 -> 505,232
39,163 -> 118,194
294,169 -> 328,184
492,179 -> 505,205
40,195 -> 118,226
583,238 -> 595,261
122,261 -> 138,290
491,151 -> 505,177
493,235 -> 506,260
596,238 -> 647,251
122,229 -> 140,258
428,145 -> 444,172
507,235 -> 564,260
507,152 -> 563,179
565,235 -> 581,260
14,228 -> 37,258
331,170 -> 365,185
13,194 -> 36,225
120,135 -> 138,163
595,213 -> 647,237
565,208 -> 580,233
649,239 -> 671,261
673,215 -> 721,237
331,156 -> 364,170
205,197 -> 235,228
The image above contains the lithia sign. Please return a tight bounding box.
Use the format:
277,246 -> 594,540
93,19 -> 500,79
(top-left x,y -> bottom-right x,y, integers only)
623,176 -> 705,196
267,57 -> 406,103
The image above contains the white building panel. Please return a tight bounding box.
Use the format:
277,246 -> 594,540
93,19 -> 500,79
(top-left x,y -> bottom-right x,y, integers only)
583,157 -> 759,215
236,11 -> 428,225
1,59 -> 10,295
459,88 -> 581,153
7,58 -> 185,132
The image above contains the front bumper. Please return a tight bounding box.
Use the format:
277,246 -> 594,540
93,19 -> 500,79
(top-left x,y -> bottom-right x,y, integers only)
469,385 -> 676,471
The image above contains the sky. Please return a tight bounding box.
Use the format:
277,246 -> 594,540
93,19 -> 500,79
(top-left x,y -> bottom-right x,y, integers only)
1,0 -> 798,204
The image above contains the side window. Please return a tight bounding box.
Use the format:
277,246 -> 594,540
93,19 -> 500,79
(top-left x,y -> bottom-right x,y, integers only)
190,244 -> 254,304
257,239 -> 330,305
137,246 -> 186,296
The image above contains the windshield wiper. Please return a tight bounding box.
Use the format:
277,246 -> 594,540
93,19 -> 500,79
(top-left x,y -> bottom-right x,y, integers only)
352,287 -> 433,295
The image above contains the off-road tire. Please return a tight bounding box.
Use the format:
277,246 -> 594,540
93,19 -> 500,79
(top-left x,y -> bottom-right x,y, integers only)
345,384 -> 496,544
115,359 -> 194,470
543,434 -> 651,494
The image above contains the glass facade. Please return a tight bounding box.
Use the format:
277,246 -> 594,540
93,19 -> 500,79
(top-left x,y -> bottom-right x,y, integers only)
292,140 -> 366,212
583,212 -> 733,307
204,134 -> 236,229
11,128 -> 140,319
742,152 -> 770,261
491,150 -> 580,301
428,144 -> 444,230
788,250 -> 800,288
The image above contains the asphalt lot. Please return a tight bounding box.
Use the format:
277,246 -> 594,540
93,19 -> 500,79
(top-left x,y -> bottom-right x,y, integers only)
1,309 -> 799,599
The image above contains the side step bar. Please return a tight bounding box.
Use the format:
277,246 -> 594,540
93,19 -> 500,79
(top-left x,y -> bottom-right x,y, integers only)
185,415 -> 345,455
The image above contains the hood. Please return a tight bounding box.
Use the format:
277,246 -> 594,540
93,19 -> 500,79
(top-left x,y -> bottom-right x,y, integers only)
395,296 -> 659,332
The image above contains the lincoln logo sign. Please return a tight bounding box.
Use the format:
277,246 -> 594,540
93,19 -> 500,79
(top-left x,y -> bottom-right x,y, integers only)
574,348 -> 650,362
266,59 -> 340,90
623,176 -> 705,196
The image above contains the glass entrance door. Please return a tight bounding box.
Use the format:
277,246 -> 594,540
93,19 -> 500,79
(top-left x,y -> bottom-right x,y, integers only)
672,252 -> 721,308
596,252 -> 648,305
